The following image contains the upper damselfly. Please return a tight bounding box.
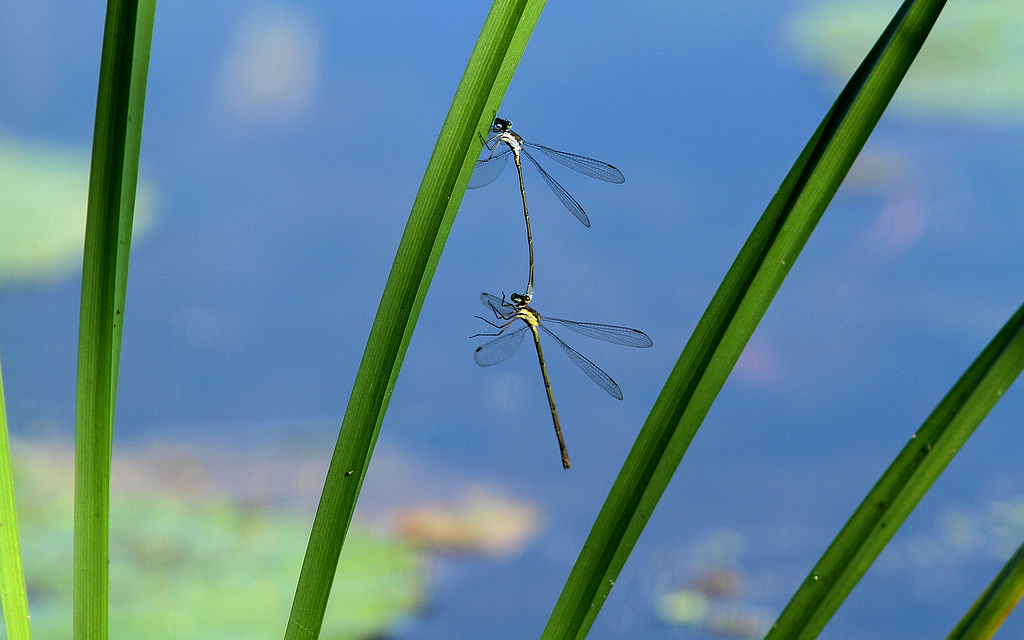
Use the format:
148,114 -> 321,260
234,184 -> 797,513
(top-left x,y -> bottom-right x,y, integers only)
468,118 -> 625,299
473,292 -> 651,469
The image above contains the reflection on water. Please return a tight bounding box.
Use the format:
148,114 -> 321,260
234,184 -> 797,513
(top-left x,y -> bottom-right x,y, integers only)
877,494 -> 1024,599
650,529 -> 775,639
646,499 -> 1024,639
215,6 -> 322,129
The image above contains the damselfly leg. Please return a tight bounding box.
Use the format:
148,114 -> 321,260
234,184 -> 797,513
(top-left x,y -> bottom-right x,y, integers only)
469,118 -> 625,299
472,292 -> 651,469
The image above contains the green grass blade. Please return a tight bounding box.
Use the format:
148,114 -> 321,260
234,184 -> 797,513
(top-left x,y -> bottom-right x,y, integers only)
0,355 -> 31,640
946,537 -> 1024,640
283,2 -> 545,638
74,1 -> 156,638
541,1 -> 947,638
767,302 -> 1024,640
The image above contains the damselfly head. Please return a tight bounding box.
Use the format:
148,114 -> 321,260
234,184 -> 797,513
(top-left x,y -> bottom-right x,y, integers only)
510,292 -> 530,305
492,117 -> 513,132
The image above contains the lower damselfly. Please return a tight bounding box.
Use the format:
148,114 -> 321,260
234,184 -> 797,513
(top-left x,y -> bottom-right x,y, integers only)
468,118 -> 625,299
473,292 -> 652,469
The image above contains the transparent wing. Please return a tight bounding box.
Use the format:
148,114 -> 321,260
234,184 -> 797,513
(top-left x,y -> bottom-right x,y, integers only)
525,142 -> 625,184
521,149 -> 591,228
540,326 -> 623,400
480,292 -> 516,318
468,149 -> 511,189
543,317 -> 653,348
474,325 -> 527,366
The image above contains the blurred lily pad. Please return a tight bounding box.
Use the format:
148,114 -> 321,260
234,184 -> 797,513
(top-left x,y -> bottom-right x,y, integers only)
9,440 -> 426,640
787,0 -> 1024,123
394,487 -> 542,557
0,134 -> 155,289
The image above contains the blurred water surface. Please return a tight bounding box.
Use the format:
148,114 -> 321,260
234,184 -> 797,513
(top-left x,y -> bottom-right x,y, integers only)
1,1 -> 1023,638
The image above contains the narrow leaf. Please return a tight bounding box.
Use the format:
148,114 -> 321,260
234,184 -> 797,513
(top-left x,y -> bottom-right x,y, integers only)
283,2 -> 546,638
767,301 -> 1024,640
74,1 -> 156,638
946,537 -> 1024,640
542,1 -> 947,638
0,355 -> 31,640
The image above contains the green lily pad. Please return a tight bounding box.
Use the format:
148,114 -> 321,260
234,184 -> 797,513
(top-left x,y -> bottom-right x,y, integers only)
8,441 -> 426,640
0,134 -> 155,289
787,0 -> 1024,123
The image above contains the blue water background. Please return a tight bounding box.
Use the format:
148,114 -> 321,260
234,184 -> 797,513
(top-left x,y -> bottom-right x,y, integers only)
2,1 -> 1023,638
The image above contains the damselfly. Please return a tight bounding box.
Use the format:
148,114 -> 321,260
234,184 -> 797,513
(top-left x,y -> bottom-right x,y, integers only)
473,292 -> 651,469
468,118 -> 625,299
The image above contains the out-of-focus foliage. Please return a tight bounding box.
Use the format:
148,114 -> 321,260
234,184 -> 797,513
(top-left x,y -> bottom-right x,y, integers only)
0,135 -> 155,289
789,0 -> 1024,123
10,440 -> 426,640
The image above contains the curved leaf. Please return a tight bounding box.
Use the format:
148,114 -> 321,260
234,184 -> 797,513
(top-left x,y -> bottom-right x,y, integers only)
541,1 -> 949,638
75,1 -> 157,638
283,2 -> 548,638
766,301 -> 1024,640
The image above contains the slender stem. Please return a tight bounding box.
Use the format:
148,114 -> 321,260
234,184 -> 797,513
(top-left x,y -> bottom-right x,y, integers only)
529,325 -> 570,469
512,149 -> 535,300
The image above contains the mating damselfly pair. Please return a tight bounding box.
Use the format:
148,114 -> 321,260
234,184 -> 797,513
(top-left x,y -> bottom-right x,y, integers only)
469,117 -> 650,469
